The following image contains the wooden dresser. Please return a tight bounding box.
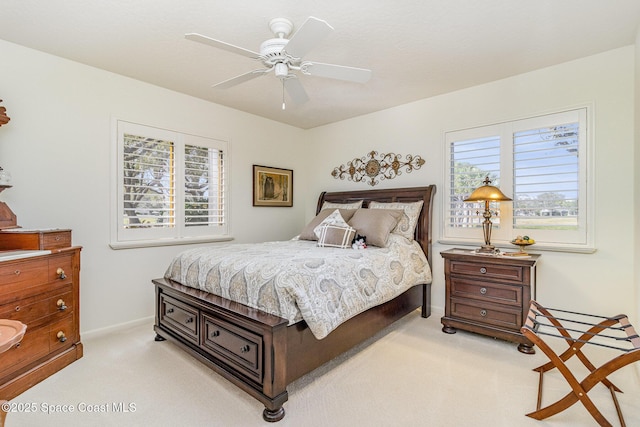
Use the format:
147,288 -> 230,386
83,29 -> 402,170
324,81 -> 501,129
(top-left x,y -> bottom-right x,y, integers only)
440,248 -> 540,354
0,229 -> 82,400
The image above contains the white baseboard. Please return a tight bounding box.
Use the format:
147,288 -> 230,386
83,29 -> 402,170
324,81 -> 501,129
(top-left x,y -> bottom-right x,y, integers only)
81,316 -> 154,340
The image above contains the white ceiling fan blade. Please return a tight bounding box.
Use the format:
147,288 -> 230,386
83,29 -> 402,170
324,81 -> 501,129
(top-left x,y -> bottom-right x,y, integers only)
284,17 -> 333,59
284,78 -> 310,104
213,69 -> 271,89
301,61 -> 372,83
185,33 -> 261,59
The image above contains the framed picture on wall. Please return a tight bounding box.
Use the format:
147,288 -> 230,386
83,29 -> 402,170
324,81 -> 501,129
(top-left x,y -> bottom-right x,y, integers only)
253,165 -> 293,207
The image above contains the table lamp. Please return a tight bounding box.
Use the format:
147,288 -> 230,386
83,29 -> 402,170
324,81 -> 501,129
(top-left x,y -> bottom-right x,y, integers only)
464,176 -> 512,253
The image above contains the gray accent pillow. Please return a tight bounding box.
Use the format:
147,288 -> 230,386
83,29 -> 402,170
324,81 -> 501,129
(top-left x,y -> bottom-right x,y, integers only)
368,200 -> 424,240
348,209 -> 403,247
299,208 -> 357,241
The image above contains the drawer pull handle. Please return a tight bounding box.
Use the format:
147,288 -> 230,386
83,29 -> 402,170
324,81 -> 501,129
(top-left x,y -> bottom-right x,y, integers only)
57,299 -> 68,310
185,317 -> 194,324
14,269 -> 21,276
166,308 -> 174,314
480,309 -> 487,317
15,305 -> 20,312
56,268 -> 66,279
57,331 -> 67,342
14,342 -> 21,349
55,236 -> 61,241
480,287 -> 487,295
479,267 -> 487,274
240,345 -> 250,353
211,330 -> 220,338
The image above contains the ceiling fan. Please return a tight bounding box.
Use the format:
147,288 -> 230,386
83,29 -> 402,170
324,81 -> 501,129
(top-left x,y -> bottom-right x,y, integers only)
185,16 -> 372,109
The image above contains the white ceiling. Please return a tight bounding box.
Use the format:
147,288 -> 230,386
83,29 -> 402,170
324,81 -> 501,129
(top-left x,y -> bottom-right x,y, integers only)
1,1 -> 640,129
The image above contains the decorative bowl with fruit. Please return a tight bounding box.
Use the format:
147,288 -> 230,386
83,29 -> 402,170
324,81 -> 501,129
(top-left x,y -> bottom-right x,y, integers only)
510,235 -> 535,253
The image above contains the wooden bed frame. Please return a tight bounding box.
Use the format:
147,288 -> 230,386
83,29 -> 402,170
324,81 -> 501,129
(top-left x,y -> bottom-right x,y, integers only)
152,185 -> 436,422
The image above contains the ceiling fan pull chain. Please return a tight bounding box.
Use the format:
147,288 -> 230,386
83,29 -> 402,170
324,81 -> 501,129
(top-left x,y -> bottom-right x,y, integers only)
282,79 -> 286,110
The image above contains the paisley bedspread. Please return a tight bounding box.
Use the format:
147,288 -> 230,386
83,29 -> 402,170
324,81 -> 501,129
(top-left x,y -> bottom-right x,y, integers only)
163,234 -> 432,339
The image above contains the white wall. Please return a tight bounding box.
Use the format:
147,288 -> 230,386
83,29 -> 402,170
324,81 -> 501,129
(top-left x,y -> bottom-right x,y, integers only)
635,28 -> 640,324
0,40 -> 306,333
1,39 -> 637,334
307,46 -> 638,323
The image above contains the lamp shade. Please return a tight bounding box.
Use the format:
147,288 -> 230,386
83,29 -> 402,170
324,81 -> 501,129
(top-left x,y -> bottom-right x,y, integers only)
464,177 -> 512,202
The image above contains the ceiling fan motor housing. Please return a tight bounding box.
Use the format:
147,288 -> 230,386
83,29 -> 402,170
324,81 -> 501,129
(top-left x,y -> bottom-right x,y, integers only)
260,38 -> 289,57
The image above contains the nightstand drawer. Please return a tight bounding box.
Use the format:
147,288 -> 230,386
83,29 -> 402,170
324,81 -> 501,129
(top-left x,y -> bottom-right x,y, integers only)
450,277 -> 522,307
451,297 -> 522,330
449,260 -> 525,283
202,313 -> 263,383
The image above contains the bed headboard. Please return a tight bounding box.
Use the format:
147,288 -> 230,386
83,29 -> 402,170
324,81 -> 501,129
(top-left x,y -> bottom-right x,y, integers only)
317,185 -> 436,266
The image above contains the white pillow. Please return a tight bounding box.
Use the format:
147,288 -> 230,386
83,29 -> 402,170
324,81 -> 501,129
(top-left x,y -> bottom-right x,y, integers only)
321,200 -> 363,210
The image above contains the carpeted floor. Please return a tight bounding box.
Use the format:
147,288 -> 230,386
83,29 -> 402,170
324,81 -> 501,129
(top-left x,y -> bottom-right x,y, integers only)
5,310 -> 639,426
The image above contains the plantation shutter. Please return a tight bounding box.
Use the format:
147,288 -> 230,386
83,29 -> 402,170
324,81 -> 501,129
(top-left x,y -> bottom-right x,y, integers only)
448,134 -> 502,230
184,144 -> 225,227
114,120 -> 229,246
512,122 -> 580,231
122,134 -> 175,230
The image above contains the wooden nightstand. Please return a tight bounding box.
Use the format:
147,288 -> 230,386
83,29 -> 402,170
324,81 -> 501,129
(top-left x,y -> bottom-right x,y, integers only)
440,248 -> 540,354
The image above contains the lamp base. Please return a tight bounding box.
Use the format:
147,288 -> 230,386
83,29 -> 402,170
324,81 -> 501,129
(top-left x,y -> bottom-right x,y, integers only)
476,244 -> 499,254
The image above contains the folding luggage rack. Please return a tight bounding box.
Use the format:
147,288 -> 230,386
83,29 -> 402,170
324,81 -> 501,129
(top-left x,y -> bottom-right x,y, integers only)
521,300 -> 640,427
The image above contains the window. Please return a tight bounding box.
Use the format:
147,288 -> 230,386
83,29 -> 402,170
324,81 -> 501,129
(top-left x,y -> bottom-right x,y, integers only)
443,108 -> 592,251
111,120 -> 229,248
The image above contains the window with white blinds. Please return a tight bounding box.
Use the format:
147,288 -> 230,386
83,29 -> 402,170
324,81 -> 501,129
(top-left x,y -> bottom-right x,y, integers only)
448,133 -> 502,232
113,121 -> 229,247
443,108 -> 591,250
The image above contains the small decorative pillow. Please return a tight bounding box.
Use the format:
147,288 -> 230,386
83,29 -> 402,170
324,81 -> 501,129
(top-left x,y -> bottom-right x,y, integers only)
321,200 -> 363,210
368,200 -> 424,240
347,208 -> 403,247
316,224 -> 356,249
299,208 -> 357,241
313,209 -> 349,239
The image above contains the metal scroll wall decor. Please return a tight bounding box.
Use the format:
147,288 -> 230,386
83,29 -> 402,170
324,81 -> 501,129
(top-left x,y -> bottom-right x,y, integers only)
331,150 -> 425,186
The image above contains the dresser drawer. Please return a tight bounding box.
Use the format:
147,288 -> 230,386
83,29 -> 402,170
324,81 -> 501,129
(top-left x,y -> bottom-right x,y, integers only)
0,313 -> 77,382
0,257 -> 48,292
450,297 -> 523,331
202,313 -> 263,383
449,260 -> 525,283
450,277 -> 522,307
0,286 -> 73,327
159,294 -> 199,343
0,229 -> 72,250
41,231 -> 72,249
0,326 -> 50,381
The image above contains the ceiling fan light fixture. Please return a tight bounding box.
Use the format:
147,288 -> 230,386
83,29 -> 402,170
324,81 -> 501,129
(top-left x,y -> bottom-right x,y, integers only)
275,63 -> 289,79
